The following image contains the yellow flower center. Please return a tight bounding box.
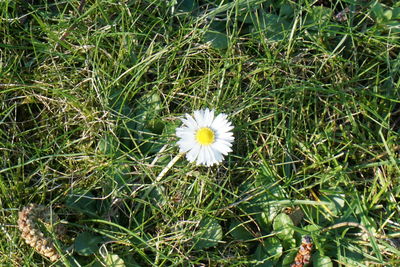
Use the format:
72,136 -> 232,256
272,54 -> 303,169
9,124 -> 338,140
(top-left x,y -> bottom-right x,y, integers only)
195,127 -> 215,145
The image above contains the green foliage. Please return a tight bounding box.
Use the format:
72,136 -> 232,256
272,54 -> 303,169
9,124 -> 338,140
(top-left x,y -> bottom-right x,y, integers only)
203,30 -> 230,49
104,254 -> 126,267
193,217 -> 223,249
250,12 -> 292,41
253,237 -> 283,265
1,0 -> 400,266
228,219 -> 253,241
74,232 -> 103,256
176,0 -> 199,13
65,190 -> 97,215
313,252 -> 333,267
273,213 -> 294,242
370,2 -> 400,33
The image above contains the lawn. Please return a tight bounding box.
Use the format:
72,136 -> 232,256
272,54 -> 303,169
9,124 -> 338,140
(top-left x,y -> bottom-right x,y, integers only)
1,0 -> 400,266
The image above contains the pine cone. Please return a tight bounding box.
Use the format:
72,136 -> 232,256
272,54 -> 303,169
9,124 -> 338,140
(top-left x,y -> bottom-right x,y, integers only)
18,204 -> 63,262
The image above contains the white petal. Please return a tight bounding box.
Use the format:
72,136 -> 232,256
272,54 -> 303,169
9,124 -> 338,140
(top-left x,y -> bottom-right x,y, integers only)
201,146 -> 209,165
186,144 -> 201,162
176,131 -> 196,143
176,127 -> 193,136
211,141 -> 232,155
216,131 -> 234,141
205,146 -> 216,166
204,109 -> 215,127
196,146 -> 205,165
177,140 -> 195,152
211,148 -> 224,163
211,113 -> 228,129
193,110 -> 205,127
201,146 -> 209,166
182,114 -> 198,129
214,121 -> 233,132
219,139 -> 233,148
216,124 -> 234,133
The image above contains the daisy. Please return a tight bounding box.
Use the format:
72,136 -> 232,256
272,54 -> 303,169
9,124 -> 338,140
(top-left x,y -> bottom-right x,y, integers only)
176,108 -> 234,166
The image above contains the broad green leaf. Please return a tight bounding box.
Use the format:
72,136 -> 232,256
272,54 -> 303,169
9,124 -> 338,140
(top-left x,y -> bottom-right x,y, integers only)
273,213 -> 294,242
383,10 -> 392,21
282,237 -> 296,250
264,237 -> 283,261
279,4 -> 294,18
253,245 -> 273,266
305,188 -> 349,222
311,6 -> 332,21
148,185 -> 167,207
371,3 -> 384,22
176,0 -> 198,13
65,189 -> 97,214
237,180 -> 262,214
313,254 -> 333,267
105,254 -> 126,267
283,154 -> 294,179
109,88 -> 134,117
100,161 -> 132,198
145,119 -> 164,135
392,7 -> 400,19
253,237 -> 282,265
209,20 -> 228,32
63,255 -> 82,267
74,232 -> 103,256
229,219 -> 253,241
108,162 -> 131,188
108,89 -> 136,150
240,166 -> 287,229
91,260 -> 104,267
236,10 -> 258,23
336,249 -> 364,266
319,187 -> 348,217
203,31 -> 229,49
193,218 -> 223,249
302,224 -> 321,234
254,261 -> 273,267
134,92 -> 162,126
281,251 -> 297,267
132,92 -> 163,154
97,134 -> 119,155
250,12 -> 291,41
304,6 -> 332,31
140,121 -> 167,155
119,255 -> 142,267
387,21 -> 400,33
320,194 -> 345,217
257,164 -> 286,215
259,205 -> 280,230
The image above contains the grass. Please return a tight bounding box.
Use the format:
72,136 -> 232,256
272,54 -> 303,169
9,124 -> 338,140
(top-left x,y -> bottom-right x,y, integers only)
1,0 -> 400,266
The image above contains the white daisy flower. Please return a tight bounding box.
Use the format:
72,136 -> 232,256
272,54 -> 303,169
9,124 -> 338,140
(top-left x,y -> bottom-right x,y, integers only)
176,108 -> 234,166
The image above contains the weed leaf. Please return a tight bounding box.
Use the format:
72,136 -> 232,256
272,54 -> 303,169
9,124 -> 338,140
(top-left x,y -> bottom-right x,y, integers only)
193,218 -> 223,249
74,232 -> 103,256
273,213 -> 294,242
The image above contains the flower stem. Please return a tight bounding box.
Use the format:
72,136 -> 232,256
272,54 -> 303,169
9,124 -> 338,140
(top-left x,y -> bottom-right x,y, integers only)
154,152 -> 183,184
132,152 -> 183,214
